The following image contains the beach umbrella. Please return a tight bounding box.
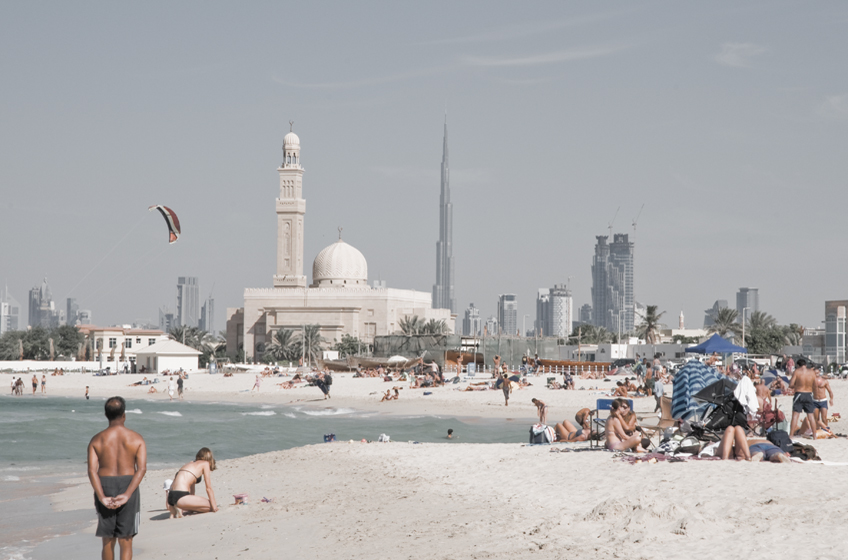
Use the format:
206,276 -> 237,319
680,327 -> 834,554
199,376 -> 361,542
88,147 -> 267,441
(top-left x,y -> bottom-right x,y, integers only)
671,360 -> 722,420
685,333 -> 747,354
387,355 -> 408,364
693,377 -> 737,405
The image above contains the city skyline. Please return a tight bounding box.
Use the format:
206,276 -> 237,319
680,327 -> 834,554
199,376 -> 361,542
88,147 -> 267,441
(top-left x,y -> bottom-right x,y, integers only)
2,3 -> 847,331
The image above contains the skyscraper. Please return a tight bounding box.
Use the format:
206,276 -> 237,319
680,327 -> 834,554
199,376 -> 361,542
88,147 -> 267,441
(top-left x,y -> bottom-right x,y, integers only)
176,277 -> 200,328
67,298 -> 79,326
462,303 -> 481,336
432,118 -> 455,313
591,234 -> 635,334
0,286 -> 21,334
200,295 -> 215,333
535,289 -> 550,335
497,294 -> 517,336
28,278 -> 59,328
736,287 -> 759,322
547,284 -> 573,338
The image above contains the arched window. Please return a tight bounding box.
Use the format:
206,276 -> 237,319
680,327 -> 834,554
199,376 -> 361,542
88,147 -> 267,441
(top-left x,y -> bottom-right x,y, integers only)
293,154 -> 298,165
286,154 -> 291,164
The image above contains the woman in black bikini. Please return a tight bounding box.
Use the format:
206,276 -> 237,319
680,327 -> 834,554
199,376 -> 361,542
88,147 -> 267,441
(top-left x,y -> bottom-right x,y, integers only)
166,447 -> 219,518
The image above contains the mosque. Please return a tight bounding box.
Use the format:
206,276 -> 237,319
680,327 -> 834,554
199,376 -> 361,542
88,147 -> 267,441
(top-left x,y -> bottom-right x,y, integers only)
226,128 -> 454,360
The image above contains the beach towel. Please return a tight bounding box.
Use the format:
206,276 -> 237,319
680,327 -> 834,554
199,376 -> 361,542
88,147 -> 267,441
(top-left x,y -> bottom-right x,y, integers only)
529,423 -> 555,444
733,376 -> 758,416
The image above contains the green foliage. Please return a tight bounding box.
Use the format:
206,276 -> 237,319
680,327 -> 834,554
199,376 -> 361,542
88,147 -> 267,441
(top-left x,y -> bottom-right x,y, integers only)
635,305 -> 665,344
53,325 -> 84,358
672,334 -> 699,344
263,327 -> 297,363
568,324 -> 614,344
332,334 -> 365,358
294,325 -> 325,366
708,308 -> 742,343
0,330 -> 24,360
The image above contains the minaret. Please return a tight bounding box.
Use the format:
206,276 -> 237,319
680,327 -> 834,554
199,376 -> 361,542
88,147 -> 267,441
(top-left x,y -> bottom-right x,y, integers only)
432,117 -> 455,312
274,123 -> 307,288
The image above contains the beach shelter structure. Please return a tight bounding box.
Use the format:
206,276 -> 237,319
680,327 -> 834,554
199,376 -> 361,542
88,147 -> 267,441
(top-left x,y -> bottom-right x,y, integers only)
685,333 -> 747,354
671,360 -> 722,420
135,339 -> 201,373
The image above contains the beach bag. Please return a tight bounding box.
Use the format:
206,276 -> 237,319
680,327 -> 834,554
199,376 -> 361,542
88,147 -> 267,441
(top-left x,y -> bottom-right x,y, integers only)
767,429 -> 793,453
325,374 -> 333,385
529,423 -> 555,444
378,433 -> 391,443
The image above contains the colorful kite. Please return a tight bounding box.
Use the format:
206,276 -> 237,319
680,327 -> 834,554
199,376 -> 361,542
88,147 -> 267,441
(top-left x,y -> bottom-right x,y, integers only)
148,205 -> 181,244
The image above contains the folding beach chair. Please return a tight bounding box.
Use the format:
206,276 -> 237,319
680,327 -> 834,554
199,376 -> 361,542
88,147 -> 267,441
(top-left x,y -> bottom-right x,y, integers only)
589,398 -> 634,449
638,395 -> 675,444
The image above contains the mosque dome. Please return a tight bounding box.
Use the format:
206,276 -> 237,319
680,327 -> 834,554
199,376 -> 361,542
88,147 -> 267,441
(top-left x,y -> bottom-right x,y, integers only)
283,131 -> 300,148
312,239 -> 368,287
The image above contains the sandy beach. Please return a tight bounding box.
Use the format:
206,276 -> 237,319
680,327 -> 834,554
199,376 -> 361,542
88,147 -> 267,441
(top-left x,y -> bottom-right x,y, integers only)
7,369 -> 848,559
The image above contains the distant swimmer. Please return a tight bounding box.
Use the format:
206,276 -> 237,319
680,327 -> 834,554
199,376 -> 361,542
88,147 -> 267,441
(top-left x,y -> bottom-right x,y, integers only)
87,396 -> 147,560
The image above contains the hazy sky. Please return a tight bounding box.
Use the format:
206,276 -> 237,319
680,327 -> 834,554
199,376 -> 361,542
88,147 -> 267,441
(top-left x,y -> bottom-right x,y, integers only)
2,2 -> 847,333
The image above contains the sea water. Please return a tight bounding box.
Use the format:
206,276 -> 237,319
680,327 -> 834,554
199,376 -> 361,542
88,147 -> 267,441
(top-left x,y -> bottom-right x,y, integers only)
0,395 -> 526,559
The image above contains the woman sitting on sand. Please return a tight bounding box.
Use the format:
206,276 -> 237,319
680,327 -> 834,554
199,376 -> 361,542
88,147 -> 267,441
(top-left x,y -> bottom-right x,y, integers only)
166,447 -> 219,518
555,408 -> 592,442
605,399 -> 647,452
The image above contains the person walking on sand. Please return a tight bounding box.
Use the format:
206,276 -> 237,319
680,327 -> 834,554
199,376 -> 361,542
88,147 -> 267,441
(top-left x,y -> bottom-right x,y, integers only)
252,374 -> 261,392
789,358 -> 817,438
41,374 -> 46,394
167,376 -> 175,402
87,396 -> 147,560
32,374 -> 38,396
177,374 -> 184,401
501,372 -> 511,406
86,386 -> 90,400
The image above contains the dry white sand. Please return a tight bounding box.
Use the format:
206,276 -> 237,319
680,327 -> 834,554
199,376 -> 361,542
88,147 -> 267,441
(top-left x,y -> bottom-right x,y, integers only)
50,439 -> 848,560
11,370 -> 848,559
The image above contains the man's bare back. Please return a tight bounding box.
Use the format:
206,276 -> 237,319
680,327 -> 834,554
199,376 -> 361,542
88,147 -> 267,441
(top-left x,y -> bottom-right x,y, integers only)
88,396 -> 147,560
790,365 -> 815,394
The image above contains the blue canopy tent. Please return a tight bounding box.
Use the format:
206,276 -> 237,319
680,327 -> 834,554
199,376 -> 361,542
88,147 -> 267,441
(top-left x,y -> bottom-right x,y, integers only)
671,360 -> 722,420
685,333 -> 747,354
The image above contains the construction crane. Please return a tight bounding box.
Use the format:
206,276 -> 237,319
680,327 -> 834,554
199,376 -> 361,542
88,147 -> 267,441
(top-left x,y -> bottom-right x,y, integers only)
607,207 -> 620,238
632,203 -> 645,235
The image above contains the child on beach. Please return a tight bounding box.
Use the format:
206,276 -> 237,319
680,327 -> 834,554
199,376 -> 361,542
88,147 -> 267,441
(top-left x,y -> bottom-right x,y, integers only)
85,386 -> 90,400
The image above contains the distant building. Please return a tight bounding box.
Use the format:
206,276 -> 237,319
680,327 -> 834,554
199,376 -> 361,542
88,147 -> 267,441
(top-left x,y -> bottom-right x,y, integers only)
703,300 -> 728,328
28,278 -> 60,328
0,286 -> 21,334
536,285 -> 573,338
176,277 -> 200,328
159,307 -> 175,333
67,298 -> 79,326
591,234 -> 634,334
579,304 -> 593,326
432,119 -> 456,314
497,294 -> 517,335
484,316 -> 498,337
200,296 -> 215,333
77,309 -> 92,325
535,290 -> 549,335
463,303 -> 482,336
736,288 -> 759,323
825,300 -> 848,363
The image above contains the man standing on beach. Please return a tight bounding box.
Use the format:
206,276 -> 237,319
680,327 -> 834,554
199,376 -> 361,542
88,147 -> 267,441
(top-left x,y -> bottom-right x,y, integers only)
813,366 -> 834,429
177,374 -> 184,401
789,358 -> 817,438
87,396 -> 147,560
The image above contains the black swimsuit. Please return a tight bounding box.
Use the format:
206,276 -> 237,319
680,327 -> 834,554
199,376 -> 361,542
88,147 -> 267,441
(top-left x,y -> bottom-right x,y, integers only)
167,469 -> 202,507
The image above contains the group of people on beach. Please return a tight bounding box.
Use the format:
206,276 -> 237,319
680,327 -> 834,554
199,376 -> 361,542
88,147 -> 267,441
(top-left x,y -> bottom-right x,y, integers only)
88,395 -> 218,560
9,374 -> 46,396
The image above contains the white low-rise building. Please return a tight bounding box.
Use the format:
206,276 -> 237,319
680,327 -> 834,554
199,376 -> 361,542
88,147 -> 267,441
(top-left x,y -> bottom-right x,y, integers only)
135,339 -> 201,373
78,325 -> 170,367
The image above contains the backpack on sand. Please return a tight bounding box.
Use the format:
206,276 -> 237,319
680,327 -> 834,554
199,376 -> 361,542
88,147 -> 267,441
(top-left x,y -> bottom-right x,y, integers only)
529,423 -> 555,444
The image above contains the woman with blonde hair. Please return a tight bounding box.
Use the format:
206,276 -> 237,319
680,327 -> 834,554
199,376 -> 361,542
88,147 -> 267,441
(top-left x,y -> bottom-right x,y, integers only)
166,447 -> 219,518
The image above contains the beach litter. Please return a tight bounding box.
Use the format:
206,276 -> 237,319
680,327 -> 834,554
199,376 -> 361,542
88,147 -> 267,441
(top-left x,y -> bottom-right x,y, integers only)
233,493 -> 249,505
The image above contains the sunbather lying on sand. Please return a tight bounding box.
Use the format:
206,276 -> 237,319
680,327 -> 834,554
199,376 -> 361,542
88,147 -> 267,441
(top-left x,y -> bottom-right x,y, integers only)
555,408 -> 592,442
717,426 -> 792,462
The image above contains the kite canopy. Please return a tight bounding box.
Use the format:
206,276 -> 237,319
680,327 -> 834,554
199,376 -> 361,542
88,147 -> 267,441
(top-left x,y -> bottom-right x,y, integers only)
149,205 -> 181,244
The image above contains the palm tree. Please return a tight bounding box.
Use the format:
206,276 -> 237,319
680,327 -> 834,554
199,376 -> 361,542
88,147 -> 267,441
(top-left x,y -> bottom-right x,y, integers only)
398,315 -> 424,335
169,325 -> 209,350
263,327 -> 296,362
635,305 -> 666,344
747,310 -> 777,331
421,318 -> 449,335
569,325 -> 614,344
708,308 -> 742,342
294,325 -> 325,366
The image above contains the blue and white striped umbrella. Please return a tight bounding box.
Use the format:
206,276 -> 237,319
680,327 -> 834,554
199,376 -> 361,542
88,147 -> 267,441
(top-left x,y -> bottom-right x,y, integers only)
671,360 -> 722,420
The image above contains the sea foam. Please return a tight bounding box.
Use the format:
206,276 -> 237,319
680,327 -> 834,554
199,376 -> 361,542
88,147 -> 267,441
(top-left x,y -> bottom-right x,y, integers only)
126,409 -> 143,414
157,411 -> 182,417
301,408 -> 355,416
241,411 -> 276,416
